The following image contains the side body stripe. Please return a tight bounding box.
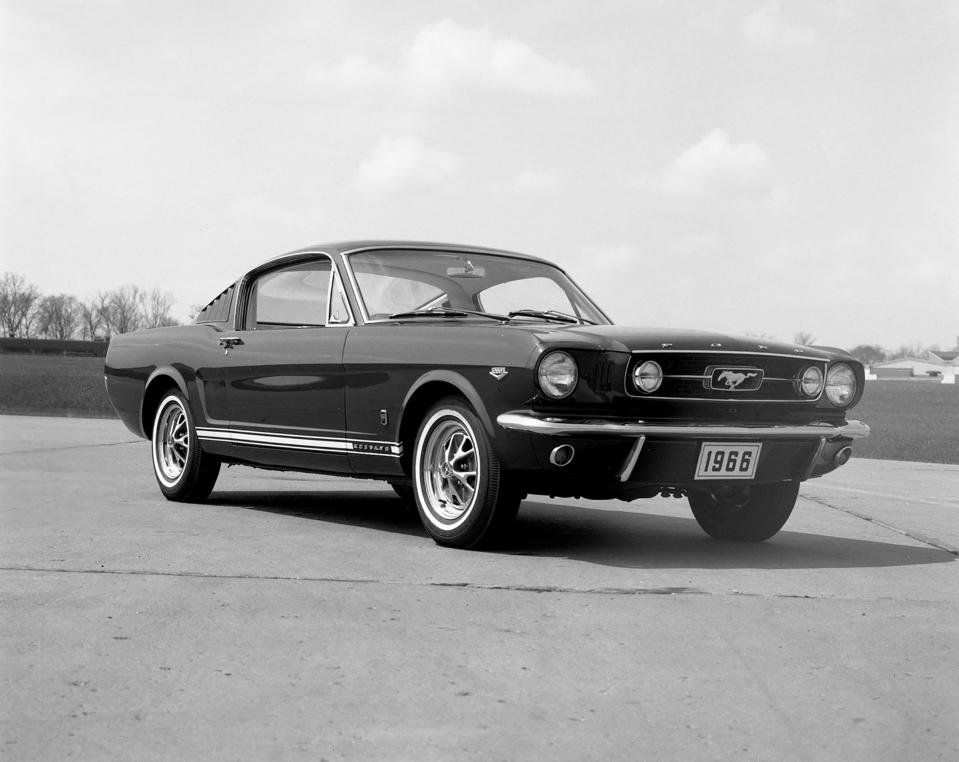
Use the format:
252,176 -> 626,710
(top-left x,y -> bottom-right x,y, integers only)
195,427 -> 402,457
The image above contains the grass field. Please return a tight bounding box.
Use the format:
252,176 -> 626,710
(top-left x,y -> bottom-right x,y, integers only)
0,355 -> 956,464
0,354 -> 114,417
850,380 -> 958,464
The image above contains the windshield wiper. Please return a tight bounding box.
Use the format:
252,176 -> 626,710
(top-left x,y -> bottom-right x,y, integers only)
507,309 -> 595,325
388,307 -> 508,321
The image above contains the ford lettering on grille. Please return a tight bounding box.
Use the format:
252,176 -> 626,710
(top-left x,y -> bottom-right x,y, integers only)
706,366 -> 764,392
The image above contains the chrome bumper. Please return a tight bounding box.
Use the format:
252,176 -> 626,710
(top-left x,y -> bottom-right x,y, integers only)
496,413 -> 871,441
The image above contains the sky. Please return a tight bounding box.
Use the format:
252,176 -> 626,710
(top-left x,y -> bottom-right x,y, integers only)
2,0 -> 957,351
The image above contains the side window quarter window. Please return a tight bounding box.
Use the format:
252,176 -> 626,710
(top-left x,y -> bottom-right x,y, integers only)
247,258 -> 333,329
328,273 -> 352,325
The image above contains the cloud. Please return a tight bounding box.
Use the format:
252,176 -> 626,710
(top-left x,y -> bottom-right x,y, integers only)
509,169 -> 560,192
353,137 -> 462,195
661,129 -> 773,199
310,19 -> 595,97
404,19 -> 595,96
741,2 -> 818,48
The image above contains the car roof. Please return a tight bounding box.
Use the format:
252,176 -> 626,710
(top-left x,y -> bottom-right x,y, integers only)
267,240 -> 554,267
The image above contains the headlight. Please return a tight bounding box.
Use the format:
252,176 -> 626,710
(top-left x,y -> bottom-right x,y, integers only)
632,360 -> 663,393
537,351 -> 578,399
825,363 -> 857,406
799,365 -> 824,397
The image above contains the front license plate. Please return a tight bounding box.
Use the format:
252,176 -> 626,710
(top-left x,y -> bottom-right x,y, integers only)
695,442 -> 762,480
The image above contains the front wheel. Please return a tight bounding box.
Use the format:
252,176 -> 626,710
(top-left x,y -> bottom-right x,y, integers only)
688,481 -> 800,541
151,391 -> 220,502
413,398 -> 519,549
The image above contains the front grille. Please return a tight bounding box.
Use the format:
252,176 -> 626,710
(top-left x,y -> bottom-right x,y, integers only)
627,352 -> 825,402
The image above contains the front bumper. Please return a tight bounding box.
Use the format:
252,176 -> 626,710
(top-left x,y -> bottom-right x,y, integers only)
496,413 -> 870,491
497,413 -> 870,441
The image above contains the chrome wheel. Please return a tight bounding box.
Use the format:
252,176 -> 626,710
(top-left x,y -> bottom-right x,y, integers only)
148,390 -> 220,502
419,415 -> 479,527
413,398 -> 520,548
153,397 -> 190,487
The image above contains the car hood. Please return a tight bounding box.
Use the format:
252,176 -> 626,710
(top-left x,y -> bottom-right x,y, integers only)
526,324 -> 846,360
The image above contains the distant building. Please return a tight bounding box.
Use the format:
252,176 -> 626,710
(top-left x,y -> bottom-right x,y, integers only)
868,351 -> 957,384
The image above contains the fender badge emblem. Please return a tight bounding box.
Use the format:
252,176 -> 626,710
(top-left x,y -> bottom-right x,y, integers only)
490,366 -> 508,380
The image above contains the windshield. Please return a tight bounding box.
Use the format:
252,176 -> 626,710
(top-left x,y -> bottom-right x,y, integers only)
345,249 -> 610,324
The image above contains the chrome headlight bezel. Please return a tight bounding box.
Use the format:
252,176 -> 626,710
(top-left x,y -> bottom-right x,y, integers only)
825,362 -> 857,406
632,360 -> 663,394
537,350 -> 578,399
799,365 -> 825,398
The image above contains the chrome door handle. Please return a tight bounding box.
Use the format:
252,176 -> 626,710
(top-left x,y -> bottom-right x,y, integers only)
218,336 -> 244,354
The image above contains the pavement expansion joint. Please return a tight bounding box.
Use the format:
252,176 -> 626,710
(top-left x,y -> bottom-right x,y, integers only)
802,494 -> 959,556
0,565 -> 944,602
2,564 -> 706,595
0,440 -> 141,457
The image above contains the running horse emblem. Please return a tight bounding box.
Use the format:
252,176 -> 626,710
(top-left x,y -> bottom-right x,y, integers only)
717,370 -> 759,390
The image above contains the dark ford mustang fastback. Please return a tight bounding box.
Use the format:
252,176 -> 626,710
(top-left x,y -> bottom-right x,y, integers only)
106,241 -> 869,548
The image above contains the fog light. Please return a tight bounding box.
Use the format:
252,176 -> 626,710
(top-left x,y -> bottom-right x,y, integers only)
633,360 -> 663,393
549,444 -> 575,467
833,446 -> 852,467
800,365 -> 824,397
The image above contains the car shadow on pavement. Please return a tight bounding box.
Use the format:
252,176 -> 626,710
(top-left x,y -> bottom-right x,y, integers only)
207,489 -> 428,539
504,500 -> 956,570
207,489 -> 955,571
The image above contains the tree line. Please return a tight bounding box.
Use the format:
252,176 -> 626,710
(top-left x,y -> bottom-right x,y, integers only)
0,272 -> 180,340
2,269 -> 949,358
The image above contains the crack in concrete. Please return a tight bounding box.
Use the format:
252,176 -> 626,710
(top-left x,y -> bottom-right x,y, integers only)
0,564 -> 705,595
0,440 -> 141,457
802,494 -> 958,556
0,565 -> 944,602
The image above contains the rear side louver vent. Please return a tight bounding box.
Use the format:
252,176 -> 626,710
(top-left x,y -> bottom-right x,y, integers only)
196,285 -> 236,324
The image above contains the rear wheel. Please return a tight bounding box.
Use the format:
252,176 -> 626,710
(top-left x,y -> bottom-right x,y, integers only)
413,397 -> 519,549
688,481 -> 799,541
151,391 -> 220,502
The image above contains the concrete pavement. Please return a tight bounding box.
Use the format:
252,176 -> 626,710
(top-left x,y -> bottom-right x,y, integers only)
1,415 -> 957,760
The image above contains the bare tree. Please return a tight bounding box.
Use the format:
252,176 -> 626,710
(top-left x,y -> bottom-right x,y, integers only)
142,288 -> 179,328
102,285 -> 145,336
79,293 -> 110,340
35,294 -> 81,340
0,272 -> 40,338
848,344 -> 886,366
793,331 -> 817,346
888,343 -> 929,361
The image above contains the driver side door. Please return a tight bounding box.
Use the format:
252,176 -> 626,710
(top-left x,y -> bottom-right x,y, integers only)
215,255 -> 354,474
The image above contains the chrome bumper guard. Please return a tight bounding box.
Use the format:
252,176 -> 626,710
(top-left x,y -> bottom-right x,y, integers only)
496,413 -> 871,441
